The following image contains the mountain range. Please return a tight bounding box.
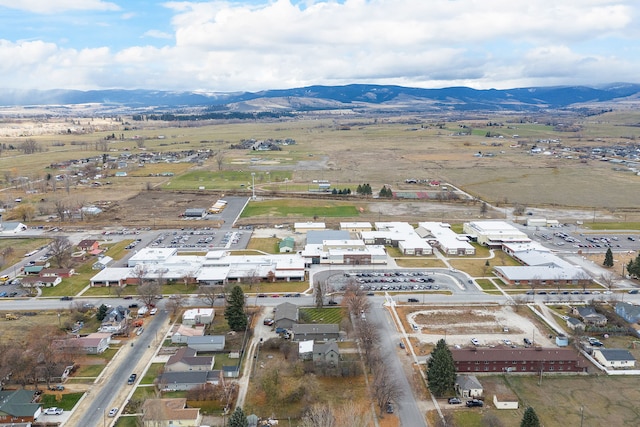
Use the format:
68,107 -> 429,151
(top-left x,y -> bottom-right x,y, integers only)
2,83 -> 640,113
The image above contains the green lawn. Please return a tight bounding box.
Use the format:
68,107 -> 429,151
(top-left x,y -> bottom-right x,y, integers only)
240,198 -> 359,218
40,392 -> 84,411
299,307 -> 343,324
586,222 -> 640,231
140,363 -> 164,385
164,170 -> 292,191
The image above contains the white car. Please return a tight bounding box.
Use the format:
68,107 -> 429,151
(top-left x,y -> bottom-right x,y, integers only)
108,407 -> 118,417
471,338 -> 480,346
503,339 -> 512,346
149,308 -> 158,315
43,407 -> 64,415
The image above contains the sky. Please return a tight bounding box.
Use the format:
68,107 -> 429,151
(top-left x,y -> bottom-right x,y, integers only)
0,0 -> 639,93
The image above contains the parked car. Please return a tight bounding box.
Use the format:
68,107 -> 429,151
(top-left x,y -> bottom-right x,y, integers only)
629,289 -> 639,294
328,300 -> 339,305
263,318 -> 275,326
471,338 -> 480,346
448,397 -> 462,404
128,303 -> 139,308
149,308 -> 158,315
408,298 -> 419,303
523,338 -> 532,346
386,403 -> 394,413
48,385 -> 65,391
108,407 -> 118,417
43,407 -> 64,415
399,342 -> 405,349
127,373 -> 137,385
466,399 -> 484,407
60,296 -> 73,301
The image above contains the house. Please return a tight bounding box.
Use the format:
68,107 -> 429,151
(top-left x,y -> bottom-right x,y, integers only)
59,333 -> 111,354
312,341 -> 340,363
279,237 -> 295,253
157,371 -> 222,391
23,265 -> 45,275
615,302 -> 640,324
99,306 -> 130,334
182,308 -> 215,326
451,347 -> 587,373
140,398 -> 202,427
593,349 -> 636,369
455,375 -> 483,398
165,347 -> 214,372
291,324 -> 340,342
566,317 -> 585,332
20,275 -> 61,288
39,268 -> 75,278
274,302 -> 298,329
186,335 -> 225,352
171,325 -> 205,344
572,306 -> 607,326
0,390 -> 41,423
78,239 -> 100,252
92,255 -> 113,270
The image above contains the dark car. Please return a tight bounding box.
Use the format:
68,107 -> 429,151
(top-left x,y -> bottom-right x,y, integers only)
263,318 -> 274,326
629,289 -> 639,294
448,397 -> 462,404
386,403 -> 394,413
60,296 -> 73,301
123,296 -> 133,300
127,373 -> 137,385
128,303 -> 139,308
408,298 -> 419,303
328,300 -> 339,305
523,338 -> 532,346
466,399 -> 484,407
399,342 -> 405,349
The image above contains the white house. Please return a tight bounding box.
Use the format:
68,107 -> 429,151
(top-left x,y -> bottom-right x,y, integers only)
182,308 -> 215,326
593,349 -> 636,369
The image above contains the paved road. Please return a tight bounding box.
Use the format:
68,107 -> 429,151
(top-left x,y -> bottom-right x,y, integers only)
67,309 -> 170,427
368,302 -> 427,427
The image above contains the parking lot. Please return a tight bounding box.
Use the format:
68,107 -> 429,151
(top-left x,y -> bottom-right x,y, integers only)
149,228 -> 251,251
342,271 -> 448,293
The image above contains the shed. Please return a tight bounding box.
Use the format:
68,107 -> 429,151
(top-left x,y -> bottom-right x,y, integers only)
279,237 -> 295,253
184,208 -> 207,218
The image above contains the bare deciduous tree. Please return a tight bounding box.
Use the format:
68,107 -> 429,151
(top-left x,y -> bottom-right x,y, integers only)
137,281 -> 160,309
49,236 -> 73,268
343,282 -> 370,318
199,286 -> 219,307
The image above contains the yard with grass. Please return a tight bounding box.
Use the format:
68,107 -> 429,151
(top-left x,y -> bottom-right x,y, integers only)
40,392 -> 84,411
299,307 -> 343,324
241,198 -> 359,218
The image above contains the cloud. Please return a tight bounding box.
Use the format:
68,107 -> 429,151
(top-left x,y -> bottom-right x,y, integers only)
2,0 -> 640,91
143,30 -> 173,40
0,0 -> 120,14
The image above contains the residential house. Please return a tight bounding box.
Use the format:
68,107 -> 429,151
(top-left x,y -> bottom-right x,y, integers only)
141,398 -> 202,427
92,255 -> 113,270
186,335 -> 225,352
171,325 -> 205,344
455,375 -> 483,399
21,275 -> 61,288
61,333 -> 111,355
165,347 -> 214,372
39,268 -> 75,278
157,371 -> 222,391
593,349 -> 636,369
291,324 -> 340,342
615,302 -> 640,324
0,390 -> 41,423
566,317 -> 585,332
182,308 -> 215,326
274,302 -> 298,329
572,306 -> 607,326
78,239 -> 100,252
99,306 -> 130,334
312,341 -> 340,363
451,347 -> 587,373
23,265 -> 45,275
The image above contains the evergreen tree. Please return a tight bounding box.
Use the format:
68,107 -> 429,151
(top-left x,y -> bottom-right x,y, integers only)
332,188 -> 338,195
96,304 -> 108,321
426,339 -> 456,397
603,248 -> 614,267
356,184 -> 363,194
520,406 -> 540,427
228,407 -> 248,427
224,286 -> 247,331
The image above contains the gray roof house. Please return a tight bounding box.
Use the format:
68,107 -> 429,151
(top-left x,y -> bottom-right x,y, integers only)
186,335 -> 225,352
455,374 -> 483,399
0,390 -> 41,423
312,341 -> 340,363
165,347 -> 214,372
157,370 -> 222,391
572,306 -> 607,326
593,349 -> 636,369
615,302 -> 640,324
566,317 -> 585,331
274,302 -> 298,329
291,324 -> 340,342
